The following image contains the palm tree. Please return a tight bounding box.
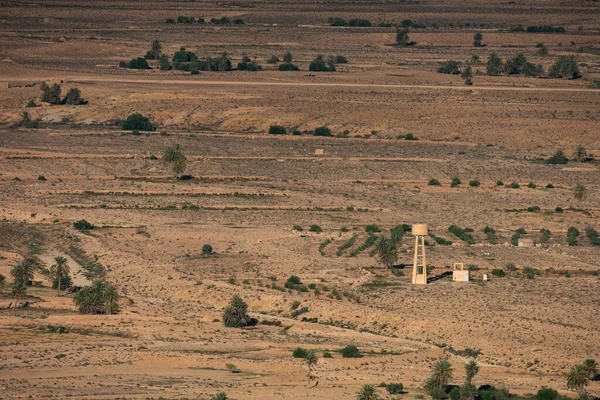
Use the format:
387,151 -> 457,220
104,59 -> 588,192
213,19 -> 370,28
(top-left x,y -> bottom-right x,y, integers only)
50,256 -> 70,295
151,40 -> 162,60
162,144 -> 187,179
0,274 -> 6,290
431,359 -> 453,389
102,284 -> 119,315
305,351 -> 318,386
356,384 -> 379,400
460,382 -> 478,400
574,144 -> 587,163
375,237 -> 398,269
212,393 -> 228,400
465,360 -> 479,384
11,284 -> 27,304
567,364 -> 590,397
573,184 -> 587,202
10,261 -> 36,286
222,295 -> 250,327
583,359 -> 598,379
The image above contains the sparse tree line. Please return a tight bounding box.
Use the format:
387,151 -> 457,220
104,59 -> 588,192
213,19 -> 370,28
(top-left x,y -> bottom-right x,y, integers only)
438,52 -> 580,84
0,254 -> 119,314
119,41 -> 348,74
20,82 -> 87,128
165,16 -> 244,25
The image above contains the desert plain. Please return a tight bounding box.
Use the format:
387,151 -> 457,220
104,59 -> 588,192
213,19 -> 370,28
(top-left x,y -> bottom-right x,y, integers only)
0,0 -> 599,399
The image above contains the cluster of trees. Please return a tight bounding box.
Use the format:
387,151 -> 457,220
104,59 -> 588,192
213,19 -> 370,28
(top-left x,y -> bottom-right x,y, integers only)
120,113 -> 155,131
166,16 -> 243,25
486,53 -> 579,79
328,17 -> 425,29
38,82 -> 86,105
268,125 -> 336,136
546,145 -> 591,165
222,295 -> 257,327
1,255 -> 119,315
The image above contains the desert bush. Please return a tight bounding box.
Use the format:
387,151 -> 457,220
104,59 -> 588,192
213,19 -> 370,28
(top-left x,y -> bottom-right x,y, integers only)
491,269 -> 505,277
522,62 -> 544,77
291,306 -> 309,317
278,62 -> 299,71
549,55 -> 580,79
39,82 -> 62,104
285,275 -> 302,288
292,225 -> 303,231
437,60 -> 460,74
313,126 -> 332,136
527,205 -> 540,212
364,224 -> 381,234
266,55 -> 280,64
283,52 -> 293,63
546,149 -> 568,164
341,345 -> 362,358
586,227 -> 600,246
176,16 -> 195,23
451,177 -> 461,187
73,281 -> 119,314
64,88 -> 87,105
337,234 -> 358,256
483,225 -> 497,244
26,99 -> 37,107
540,228 -> 551,244
473,32 -> 483,47
335,55 -> 348,64
496,180 -> 504,186
128,57 -> 150,69
323,352 -> 333,358
233,18 -> 244,25
428,178 -> 441,186
448,225 -> 475,244
165,18 -> 175,24
387,383 -> 404,394
526,25 -> 565,33
395,27 -> 412,46
328,17 -> 347,26
293,347 -> 308,358
508,182 -> 520,188
74,219 -> 94,230
309,55 -> 335,72
469,179 -> 480,187
486,53 -> 504,76
527,182 -> 537,189
269,125 -> 287,135
202,244 -> 213,255
121,113 -> 155,131
309,224 -> 323,233
237,56 -> 262,71
404,133 -> 418,140
567,227 -> 580,246
348,18 -> 372,27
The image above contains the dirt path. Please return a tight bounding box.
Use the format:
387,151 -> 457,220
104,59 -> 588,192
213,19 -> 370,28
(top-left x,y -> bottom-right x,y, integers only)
64,77 -> 600,93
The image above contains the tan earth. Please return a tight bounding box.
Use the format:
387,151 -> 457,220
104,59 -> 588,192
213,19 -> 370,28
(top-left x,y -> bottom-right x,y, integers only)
0,0 -> 599,399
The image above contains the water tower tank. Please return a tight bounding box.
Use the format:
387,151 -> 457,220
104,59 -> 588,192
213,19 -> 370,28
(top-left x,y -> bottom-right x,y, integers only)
412,224 -> 428,236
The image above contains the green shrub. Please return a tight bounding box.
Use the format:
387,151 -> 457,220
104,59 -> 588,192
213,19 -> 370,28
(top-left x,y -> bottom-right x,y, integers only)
211,16 -> 231,25
63,88 -> 87,105
177,16 -> 195,23
323,352 -> 333,358
536,387 -> 559,400
527,182 -> 536,188
38,175 -> 46,181
404,133 -> 418,140
328,17 -> 347,26
527,25 -> 565,33
340,345 -> 362,358
450,177 -> 461,187
546,149 -> 568,164
74,219 -> 94,230
483,225 -> 497,244
437,60 -> 460,74
121,113 -> 155,131
293,347 -> 308,358
337,234 -> 358,256
508,182 -> 520,188
266,55 -> 280,64
486,53 -> 504,76
428,178 -> 441,186
527,205 -> 540,212
549,55 -> 579,79
292,225 -> 303,231
286,275 -> 302,285
278,62 -> 299,71
314,126 -> 332,137
448,225 -> 475,245
491,269 -> 505,277
309,224 -> 323,233
364,224 -> 381,234
202,244 -> 213,255
128,57 -> 151,69
237,56 -> 262,71
335,55 -> 348,64
348,18 -> 372,27
165,18 -> 175,24
269,125 -> 287,135
546,183 -> 554,189
555,206 -> 563,213
496,180 -> 504,186
131,129 -> 141,136
586,227 -> 600,246
309,55 -> 335,72
468,179 -> 480,187
233,18 -> 244,25
387,383 -> 404,394
540,228 -> 551,244
567,227 -> 579,246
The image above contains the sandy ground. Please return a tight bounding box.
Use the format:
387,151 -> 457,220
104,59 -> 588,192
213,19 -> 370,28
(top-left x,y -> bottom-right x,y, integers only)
0,0 -> 599,399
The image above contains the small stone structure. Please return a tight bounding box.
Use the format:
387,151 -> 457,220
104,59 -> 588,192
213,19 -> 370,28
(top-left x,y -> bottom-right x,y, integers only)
412,224 -> 428,285
314,149 -> 324,155
452,263 -> 470,282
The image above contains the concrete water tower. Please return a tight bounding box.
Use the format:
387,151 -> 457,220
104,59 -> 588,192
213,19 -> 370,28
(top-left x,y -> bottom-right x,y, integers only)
412,224 -> 428,285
